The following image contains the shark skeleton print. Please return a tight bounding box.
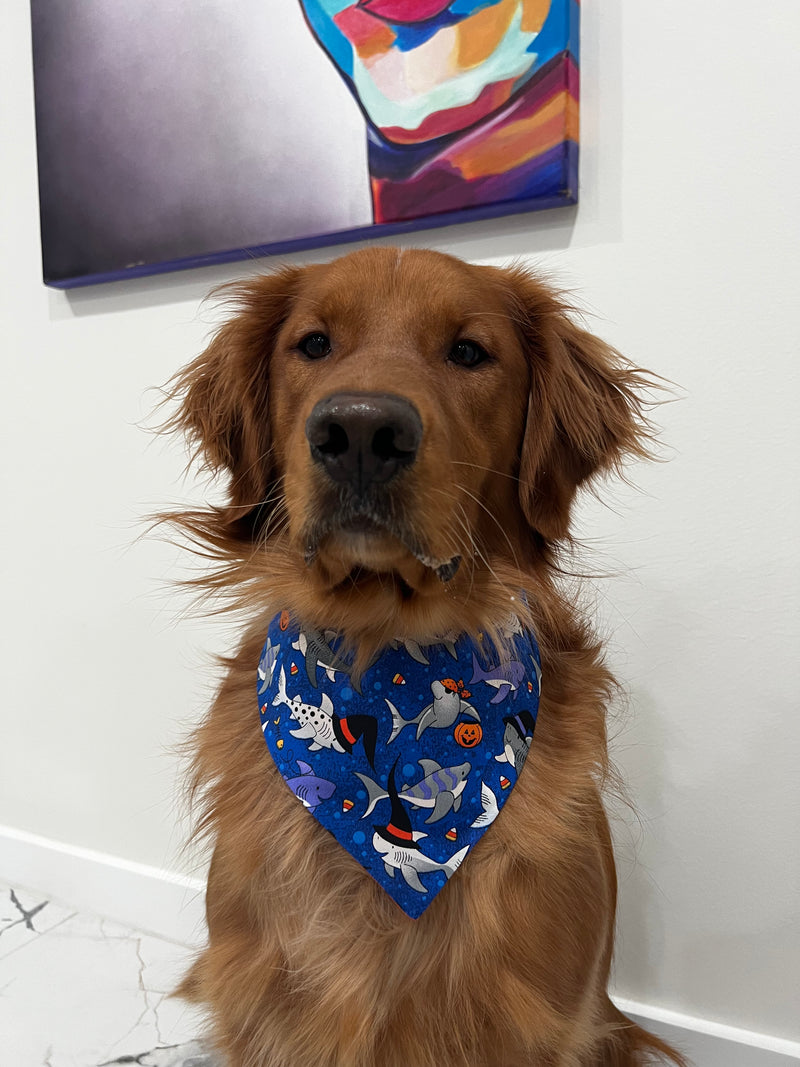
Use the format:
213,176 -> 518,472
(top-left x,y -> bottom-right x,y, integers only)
258,610 -> 541,917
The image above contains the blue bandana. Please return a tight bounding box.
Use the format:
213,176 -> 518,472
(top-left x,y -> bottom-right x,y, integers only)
257,610 -> 541,918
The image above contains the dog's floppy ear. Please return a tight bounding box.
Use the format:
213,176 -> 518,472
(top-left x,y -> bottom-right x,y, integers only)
166,267 -> 302,522
505,268 -> 655,542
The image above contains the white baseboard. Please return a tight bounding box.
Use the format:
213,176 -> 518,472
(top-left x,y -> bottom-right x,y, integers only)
614,997 -> 800,1066
0,823 -> 206,946
2,825 -> 797,1066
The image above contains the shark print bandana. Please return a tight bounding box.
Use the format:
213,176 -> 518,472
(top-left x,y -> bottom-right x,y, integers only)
257,609 -> 541,919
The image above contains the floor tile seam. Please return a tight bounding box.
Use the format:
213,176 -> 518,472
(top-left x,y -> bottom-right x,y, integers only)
4,882 -> 201,952
0,907 -> 81,963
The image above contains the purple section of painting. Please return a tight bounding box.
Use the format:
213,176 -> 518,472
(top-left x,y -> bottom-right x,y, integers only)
377,142 -> 574,223
372,55 -> 579,222
48,163 -> 578,290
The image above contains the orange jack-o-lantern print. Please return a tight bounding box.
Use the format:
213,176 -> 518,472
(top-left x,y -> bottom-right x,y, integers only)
454,721 -> 483,748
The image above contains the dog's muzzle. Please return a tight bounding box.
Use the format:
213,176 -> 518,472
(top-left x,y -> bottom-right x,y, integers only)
303,391 -> 460,582
305,392 -> 422,496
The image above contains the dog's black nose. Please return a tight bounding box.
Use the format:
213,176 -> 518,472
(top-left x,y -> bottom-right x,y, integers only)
305,392 -> 422,494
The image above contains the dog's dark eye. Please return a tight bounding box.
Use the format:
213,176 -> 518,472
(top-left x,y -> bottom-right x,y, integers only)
298,332 -> 331,359
449,339 -> 489,368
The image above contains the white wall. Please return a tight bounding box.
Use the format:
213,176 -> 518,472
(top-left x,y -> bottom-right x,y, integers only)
2,0 -> 798,1049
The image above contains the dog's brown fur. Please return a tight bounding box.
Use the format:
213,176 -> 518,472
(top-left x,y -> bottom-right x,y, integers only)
163,247 -> 684,1066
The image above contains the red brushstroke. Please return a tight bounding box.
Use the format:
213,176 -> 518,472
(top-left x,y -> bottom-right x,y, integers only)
359,0 -> 452,24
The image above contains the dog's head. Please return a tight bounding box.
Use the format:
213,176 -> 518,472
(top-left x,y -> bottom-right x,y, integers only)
167,247 -> 652,634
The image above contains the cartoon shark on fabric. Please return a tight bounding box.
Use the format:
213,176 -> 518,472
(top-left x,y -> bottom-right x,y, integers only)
372,765 -> 470,894
355,758 -> 471,823
257,637 -> 280,694
500,613 -> 524,639
469,782 -> 499,828
283,760 -> 336,812
292,629 -> 365,694
387,679 -> 479,743
389,636 -> 459,666
470,651 -> 525,703
494,710 -> 537,772
272,667 -> 378,767
373,831 -> 470,894
530,654 -> 542,697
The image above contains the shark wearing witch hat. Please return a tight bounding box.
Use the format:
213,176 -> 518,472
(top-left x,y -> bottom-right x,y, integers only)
371,763 -> 469,894
272,667 -> 378,768
495,709 -> 537,773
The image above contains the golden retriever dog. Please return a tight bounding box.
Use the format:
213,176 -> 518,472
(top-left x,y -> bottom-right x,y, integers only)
164,247 -> 684,1066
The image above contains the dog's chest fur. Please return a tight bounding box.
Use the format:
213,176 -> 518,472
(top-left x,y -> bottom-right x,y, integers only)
183,618 -> 615,1067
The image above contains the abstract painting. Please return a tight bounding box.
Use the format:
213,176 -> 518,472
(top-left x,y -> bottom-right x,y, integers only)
30,0 -> 579,288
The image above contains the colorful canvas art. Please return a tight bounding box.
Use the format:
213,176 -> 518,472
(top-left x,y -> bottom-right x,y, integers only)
30,0 -> 579,288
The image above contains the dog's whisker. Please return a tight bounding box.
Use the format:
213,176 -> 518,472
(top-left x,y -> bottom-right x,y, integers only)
453,481 -> 522,573
450,503 -> 479,602
431,489 -> 508,602
258,513 -> 291,554
229,443 -> 278,497
451,460 -> 522,485
455,507 -> 516,601
427,484 -> 517,593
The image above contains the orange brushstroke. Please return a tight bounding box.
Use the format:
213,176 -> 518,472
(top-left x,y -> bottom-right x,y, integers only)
452,92 -> 578,180
521,0 -> 552,34
457,0 -> 515,70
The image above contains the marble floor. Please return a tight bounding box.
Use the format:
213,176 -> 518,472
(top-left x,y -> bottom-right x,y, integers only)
0,883 -> 219,1067
4,880 -> 795,1067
